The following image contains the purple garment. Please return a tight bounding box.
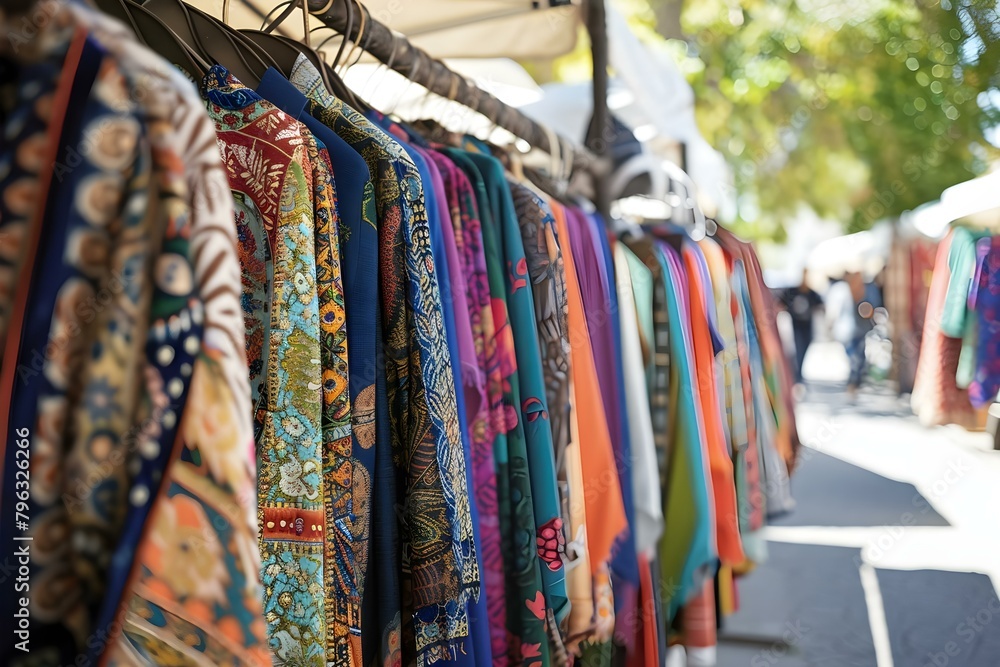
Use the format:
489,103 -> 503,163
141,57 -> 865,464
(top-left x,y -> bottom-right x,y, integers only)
416,147 -> 483,412
426,149 -> 508,665
970,237 -> 992,312
970,237 -> 1000,407
565,208 -> 623,450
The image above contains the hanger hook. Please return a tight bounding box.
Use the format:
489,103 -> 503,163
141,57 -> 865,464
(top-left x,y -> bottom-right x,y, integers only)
419,61 -> 442,119
390,55 -> 421,115
222,0 -> 231,26
461,78 -> 481,134
261,0 -> 297,32
329,0 -> 354,69
346,5 -> 373,70
340,0 -> 366,73
362,36 -> 397,101
314,27 -> 344,56
301,0 -> 311,47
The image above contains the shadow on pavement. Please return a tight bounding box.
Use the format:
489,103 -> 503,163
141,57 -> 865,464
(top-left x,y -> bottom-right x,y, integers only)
772,450 -> 949,528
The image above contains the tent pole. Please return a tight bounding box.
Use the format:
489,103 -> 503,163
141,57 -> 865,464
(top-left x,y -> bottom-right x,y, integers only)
306,0 -> 595,173
586,0 -> 612,219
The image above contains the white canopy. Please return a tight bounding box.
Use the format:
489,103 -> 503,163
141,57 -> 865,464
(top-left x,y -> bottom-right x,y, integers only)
902,170 -> 1000,238
192,0 -> 582,60
806,224 -> 894,279
361,0 -> 582,60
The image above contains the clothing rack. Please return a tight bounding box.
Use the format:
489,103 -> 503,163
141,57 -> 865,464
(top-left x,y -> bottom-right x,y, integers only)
304,0 -> 601,177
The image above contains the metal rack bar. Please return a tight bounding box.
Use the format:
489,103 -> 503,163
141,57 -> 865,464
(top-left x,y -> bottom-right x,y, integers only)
305,0 -> 600,173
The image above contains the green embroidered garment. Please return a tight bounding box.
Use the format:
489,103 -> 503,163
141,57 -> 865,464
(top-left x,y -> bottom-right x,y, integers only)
202,66 -> 327,666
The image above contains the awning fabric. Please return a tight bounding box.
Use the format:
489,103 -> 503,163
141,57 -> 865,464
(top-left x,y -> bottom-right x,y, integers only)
189,0 -> 582,60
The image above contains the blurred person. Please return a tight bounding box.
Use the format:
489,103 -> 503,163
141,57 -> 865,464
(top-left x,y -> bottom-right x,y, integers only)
839,271 -> 882,399
777,268 -> 824,387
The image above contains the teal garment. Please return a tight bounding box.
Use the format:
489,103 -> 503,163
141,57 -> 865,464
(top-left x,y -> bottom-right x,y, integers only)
626,242 -> 656,382
445,149 -> 551,667
944,227 -> 989,388
652,240 -> 715,623
468,155 -> 567,618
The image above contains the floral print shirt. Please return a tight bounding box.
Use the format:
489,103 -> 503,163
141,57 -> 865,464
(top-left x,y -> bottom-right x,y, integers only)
202,66 -> 328,666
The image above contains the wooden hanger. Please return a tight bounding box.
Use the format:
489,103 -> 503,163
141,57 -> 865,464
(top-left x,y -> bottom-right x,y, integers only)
94,0 -> 209,77
240,30 -> 303,78
142,0 -> 261,85
187,2 -> 281,81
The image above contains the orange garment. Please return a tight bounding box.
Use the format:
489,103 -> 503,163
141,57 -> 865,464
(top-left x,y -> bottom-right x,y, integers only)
551,202 -> 627,573
549,202 -> 594,652
682,247 -> 744,566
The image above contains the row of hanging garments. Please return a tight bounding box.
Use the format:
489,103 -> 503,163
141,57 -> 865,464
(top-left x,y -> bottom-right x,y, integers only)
883,234 -> 939,395
0,1 -> 799,666
912,225 -> 1000,429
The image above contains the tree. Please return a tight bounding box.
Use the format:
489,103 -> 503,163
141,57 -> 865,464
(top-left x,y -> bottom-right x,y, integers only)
664,0 -> 1000,238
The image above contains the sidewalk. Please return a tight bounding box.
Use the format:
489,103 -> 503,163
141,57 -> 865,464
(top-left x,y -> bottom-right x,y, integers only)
717,346 -> 1000,666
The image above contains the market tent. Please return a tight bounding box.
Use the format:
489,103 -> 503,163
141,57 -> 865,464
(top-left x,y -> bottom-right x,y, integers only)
806,224 -> 894,279
902,170 -> 1000,238
189,0 -> 582,60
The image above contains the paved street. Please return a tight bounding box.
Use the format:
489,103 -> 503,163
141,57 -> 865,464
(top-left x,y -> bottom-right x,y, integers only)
717,344 -> 1000,667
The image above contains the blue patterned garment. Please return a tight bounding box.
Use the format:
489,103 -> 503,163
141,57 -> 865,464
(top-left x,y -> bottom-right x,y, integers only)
291,56 -> 479,667
0,28 -> 157,664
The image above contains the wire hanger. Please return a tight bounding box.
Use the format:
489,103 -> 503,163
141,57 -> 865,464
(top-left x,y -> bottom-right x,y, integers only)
359,31 -> 397,103
238,0 -> 311,79
337,0 -> 366,76
660,160 -> 707,240
388,52 -> 421,116
317,0 -> 354,72
416,63 -> 445,121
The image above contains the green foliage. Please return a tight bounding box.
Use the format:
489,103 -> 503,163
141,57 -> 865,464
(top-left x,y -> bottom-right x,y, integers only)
669,0 -> 999,237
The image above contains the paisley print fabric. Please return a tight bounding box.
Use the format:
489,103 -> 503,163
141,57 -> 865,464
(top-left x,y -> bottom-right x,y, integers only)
0,7 -> 268,664
286,62 -> 400,667
59,50 -> 157,640
291,56 -> 479,667
0,22 -> 130,663
510,184 -> 572,531
255,68 -> 379,665
202,66 -> 328,666
308,134 -> 362,666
